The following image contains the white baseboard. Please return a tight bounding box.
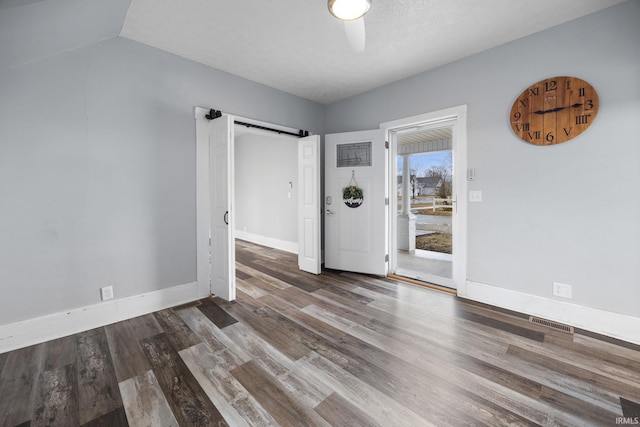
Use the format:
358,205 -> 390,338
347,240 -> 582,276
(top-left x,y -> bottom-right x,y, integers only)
235,230 -> 298,254
463,280 -> 640,345
0,281 -> 199,354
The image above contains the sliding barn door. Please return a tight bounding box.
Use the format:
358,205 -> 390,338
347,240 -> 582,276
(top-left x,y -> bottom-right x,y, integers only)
209,114 -> 235,300
298,135 -> 321,274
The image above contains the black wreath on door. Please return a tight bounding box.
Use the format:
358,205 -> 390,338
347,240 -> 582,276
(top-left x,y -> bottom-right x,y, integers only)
342,171 -> 363,208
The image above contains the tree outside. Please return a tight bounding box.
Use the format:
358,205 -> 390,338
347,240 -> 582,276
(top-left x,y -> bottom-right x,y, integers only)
426,151 -> 452,199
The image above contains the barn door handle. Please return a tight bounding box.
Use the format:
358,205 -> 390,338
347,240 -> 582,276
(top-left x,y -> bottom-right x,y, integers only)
224,211 -> 229,225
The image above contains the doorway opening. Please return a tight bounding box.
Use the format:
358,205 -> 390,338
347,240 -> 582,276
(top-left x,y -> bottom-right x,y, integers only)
383,105 -> 467,292
195,107 -> 321,302
234,124 -> 299,254
395,127 -> 453,283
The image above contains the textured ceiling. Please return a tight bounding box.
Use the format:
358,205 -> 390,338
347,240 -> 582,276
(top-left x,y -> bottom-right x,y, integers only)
125,1 -> 621,104
0,0 -> 626,103
0,0 -> 625,103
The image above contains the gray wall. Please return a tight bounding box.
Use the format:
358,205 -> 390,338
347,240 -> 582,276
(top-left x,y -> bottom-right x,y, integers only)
0,36 -> 324,325
1,0 -> 637,329
234,129 -> 299,245
326,1 -> 640,318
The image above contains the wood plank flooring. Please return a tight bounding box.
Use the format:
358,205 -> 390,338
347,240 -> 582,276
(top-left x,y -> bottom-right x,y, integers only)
1,239 -> 639,426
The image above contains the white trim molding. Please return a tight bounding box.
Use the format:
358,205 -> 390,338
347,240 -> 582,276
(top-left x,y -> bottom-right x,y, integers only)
464,280 -> 640,345
195,106 -> 213,298
235,230 -> 298,254
0,282 -> 199,354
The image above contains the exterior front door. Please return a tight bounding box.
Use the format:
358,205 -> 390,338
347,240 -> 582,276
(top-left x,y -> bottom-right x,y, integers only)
324,129 -> 387,275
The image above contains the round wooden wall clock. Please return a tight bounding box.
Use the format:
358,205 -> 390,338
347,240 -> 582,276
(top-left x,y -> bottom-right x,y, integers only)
510,76 -> 599,145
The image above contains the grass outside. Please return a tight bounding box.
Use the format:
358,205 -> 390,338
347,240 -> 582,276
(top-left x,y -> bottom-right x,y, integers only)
413,200 -> 452,253
397,198 -> 453,253
416,233 -> 452,254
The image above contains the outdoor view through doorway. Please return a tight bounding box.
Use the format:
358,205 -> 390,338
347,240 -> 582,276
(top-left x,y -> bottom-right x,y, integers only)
395,126 -> 454,285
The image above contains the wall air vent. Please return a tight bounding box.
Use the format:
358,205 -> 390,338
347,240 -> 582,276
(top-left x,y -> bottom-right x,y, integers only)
529,316 -> 574,334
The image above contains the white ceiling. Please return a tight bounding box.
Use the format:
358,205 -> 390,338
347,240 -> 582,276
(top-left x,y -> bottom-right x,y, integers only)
120,0 -> 624,105
0,0 -> 626,103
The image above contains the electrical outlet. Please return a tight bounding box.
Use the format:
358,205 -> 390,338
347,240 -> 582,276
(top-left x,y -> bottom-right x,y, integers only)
101,286 -> 114,301
552,282 -> 572,299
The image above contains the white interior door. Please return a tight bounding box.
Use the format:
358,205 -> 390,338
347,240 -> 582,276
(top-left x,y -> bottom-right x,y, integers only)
209,114 -> 236,300
325,129 -> 387,275
298,135 -> 321,274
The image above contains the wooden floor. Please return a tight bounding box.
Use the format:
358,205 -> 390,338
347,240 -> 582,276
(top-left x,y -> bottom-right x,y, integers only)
1,240 -> 640,426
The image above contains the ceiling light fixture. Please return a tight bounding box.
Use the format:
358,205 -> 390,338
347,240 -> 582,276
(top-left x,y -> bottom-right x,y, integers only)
328,0 -> 371,21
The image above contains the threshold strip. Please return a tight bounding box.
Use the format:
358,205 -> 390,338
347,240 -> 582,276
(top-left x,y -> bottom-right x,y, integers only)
387,274 -> 457,296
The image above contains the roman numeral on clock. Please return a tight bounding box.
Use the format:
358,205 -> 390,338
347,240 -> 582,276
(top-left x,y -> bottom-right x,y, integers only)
527,131 -> 541,140
575,114 -> 591,125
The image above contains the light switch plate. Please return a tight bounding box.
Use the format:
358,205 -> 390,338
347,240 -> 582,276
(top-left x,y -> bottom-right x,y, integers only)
469,190 -> 483,202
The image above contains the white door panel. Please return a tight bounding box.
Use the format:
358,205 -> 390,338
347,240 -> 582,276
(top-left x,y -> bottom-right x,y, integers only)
325,129 -> 387,275
298,135 -> 321,274
209,114 -> 235,300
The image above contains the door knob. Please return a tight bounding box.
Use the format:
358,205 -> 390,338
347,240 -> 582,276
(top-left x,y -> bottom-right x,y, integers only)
326,209 -> 334,215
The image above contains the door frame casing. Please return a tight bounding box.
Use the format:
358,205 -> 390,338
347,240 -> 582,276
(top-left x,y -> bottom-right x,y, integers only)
195,106 -> 214,299
380,105 -> 468,295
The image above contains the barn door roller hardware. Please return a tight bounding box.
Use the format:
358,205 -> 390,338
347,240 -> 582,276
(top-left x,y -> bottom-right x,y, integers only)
205,109 -> 222,120
205,108 -> 309,137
